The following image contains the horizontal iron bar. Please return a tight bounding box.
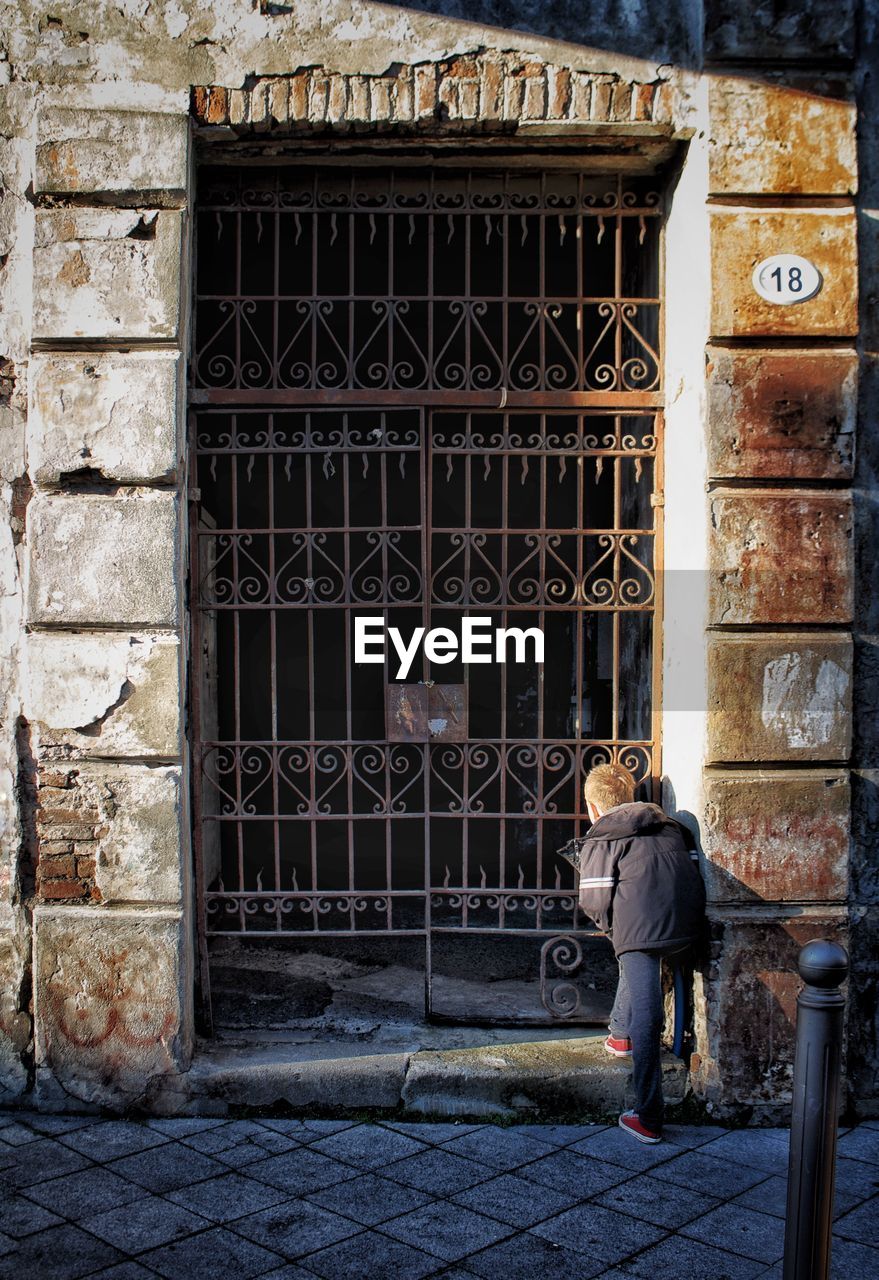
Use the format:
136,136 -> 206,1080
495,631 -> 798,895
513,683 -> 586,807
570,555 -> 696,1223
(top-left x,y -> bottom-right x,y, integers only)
203,928 -> 601,937
191,389 -> 664,408
198,527 -> 656,535
199,814 -> 589,821
206,889 -> 426,897
206,890 -> 579,897
205,928 -> 429,937
200,738 -> 652,746
196,603 -> 656,612
195,293 -> 661,303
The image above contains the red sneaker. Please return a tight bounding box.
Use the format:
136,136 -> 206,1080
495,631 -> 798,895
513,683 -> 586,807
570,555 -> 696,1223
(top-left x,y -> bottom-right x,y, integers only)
604,1034 -> 633,1057
618,1110 -> 662,1144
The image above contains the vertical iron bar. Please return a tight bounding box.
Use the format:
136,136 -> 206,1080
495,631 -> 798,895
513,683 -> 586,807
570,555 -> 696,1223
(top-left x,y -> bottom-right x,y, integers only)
651,410 -> 665,797
187,410 -> 213,1032
499,422 -> 508,930
423,407 -> 432,1013
343,427 -> 355,924
305,413 -> 318,929
268,416 -> 280,902
612,416 -> 621,751
536,423 -> 546,929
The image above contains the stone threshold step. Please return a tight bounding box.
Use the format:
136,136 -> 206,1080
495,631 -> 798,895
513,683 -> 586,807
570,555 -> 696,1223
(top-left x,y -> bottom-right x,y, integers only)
152,1033 -> 689,1120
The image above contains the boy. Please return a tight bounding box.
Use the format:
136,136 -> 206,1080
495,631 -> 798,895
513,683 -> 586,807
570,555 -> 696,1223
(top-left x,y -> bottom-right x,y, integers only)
577,762 -> 705,1143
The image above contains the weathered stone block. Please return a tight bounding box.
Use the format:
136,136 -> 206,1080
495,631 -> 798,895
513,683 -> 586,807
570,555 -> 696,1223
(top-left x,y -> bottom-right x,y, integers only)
36,108 -> 188,194
38,764 -> 183,904
34,907 -> 190,1108
710,209 -> 858,337
33,209 -> 182,341
26,632 -> 181,759
29,352 -> 182,486
693,912 -> 848,1112
707,635 -> 852,763
0,934 -> 30,1100
28,491 -> 179,626
706,348 -> 856,481
702,771 -> 850,902
709,79 -> 856,196
705,0 -> 856,62
709,490 -> 853,624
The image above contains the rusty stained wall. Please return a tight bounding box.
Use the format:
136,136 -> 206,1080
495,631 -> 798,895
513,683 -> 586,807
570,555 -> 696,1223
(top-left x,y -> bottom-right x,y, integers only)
693,2 -> 864,1116
0,0 -> 873,1114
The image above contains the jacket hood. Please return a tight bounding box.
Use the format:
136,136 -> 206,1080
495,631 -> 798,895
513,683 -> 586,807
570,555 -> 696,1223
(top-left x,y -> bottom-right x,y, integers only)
587,801 -> 670,839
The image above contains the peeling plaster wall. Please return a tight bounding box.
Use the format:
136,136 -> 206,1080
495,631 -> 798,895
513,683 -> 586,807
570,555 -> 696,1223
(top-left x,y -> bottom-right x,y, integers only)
0,0 -> 872,1114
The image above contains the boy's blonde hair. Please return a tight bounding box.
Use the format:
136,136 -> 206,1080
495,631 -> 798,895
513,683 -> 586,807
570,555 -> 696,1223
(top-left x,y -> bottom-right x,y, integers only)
585,761 -> 636,812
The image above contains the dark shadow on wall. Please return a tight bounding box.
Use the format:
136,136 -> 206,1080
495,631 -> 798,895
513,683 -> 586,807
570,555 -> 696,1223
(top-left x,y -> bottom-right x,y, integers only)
372,0 -> 700,64
661,781 -> 851,1118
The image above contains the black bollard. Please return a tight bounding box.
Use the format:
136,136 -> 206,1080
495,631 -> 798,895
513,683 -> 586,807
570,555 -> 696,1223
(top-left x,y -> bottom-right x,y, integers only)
782,939 -> 849,1280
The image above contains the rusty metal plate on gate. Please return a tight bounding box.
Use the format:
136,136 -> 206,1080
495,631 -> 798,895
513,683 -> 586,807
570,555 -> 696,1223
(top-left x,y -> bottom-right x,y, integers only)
386,684 -> 428,741
427,684 -> 466,741
386,684 -> 466,741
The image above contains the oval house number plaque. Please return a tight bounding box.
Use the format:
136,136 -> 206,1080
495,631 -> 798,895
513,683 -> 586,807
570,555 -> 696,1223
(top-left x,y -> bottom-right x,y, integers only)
752,254 -> 823,305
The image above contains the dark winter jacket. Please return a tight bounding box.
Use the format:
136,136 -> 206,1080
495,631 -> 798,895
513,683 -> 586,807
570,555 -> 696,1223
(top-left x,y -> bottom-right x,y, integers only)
577,802 -> 706,955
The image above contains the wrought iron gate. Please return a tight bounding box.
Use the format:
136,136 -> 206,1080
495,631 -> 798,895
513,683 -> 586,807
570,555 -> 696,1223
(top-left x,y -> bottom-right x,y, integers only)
190,165 -> 664,1022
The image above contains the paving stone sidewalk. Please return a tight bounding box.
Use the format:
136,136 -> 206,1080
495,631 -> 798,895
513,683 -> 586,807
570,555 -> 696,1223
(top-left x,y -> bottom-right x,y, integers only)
0,1109 -> 876,1280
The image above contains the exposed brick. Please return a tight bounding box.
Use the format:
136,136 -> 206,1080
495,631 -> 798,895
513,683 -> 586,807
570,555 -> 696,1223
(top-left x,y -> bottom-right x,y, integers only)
447,58 -> 478,79
347,75 -> 369,122
369,78 -> 392,123
547,67 -> 571,119
480,60 -> 503,119
192,86 -> 209,119
229,88 -> 248,126
38,806 -> 100,824
247,81 -> 267,126
327,75 -> 347,125
289,72 -> 309,122
39,841 -> 74,856
309,74 -> 329,124
206,87 -> 228,126
37,771 -> 74,789
570,73 -> 592,121
40,879 -> 89,900
503,74 -> 525,120
190,61 -> 665,135
653,81 -> 674,122
76,857 -> 96,878
269,79 -> 289,125
414,64 -> 437,119
522,72 -> 547,121
391,70 -> 414,122
38,787 -> 74,804
458,79 -> 479,120
592,80 -> 613,120
610,81 -> 633,121
38,856 -> 75,878
634,84 -> 655,121
40,824 -> 98,841
438,75 -> 458,120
